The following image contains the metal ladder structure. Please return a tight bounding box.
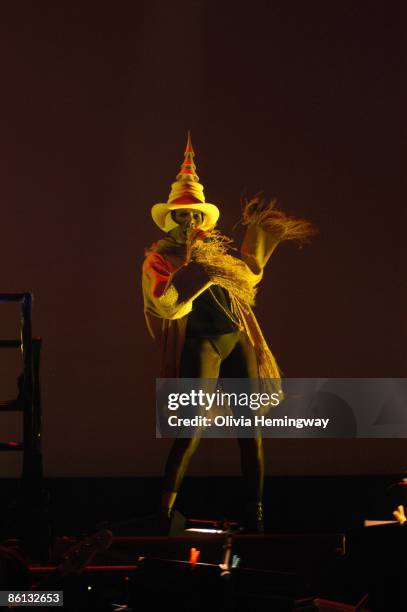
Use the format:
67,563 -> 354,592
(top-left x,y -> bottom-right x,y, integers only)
0,292 -> 43,510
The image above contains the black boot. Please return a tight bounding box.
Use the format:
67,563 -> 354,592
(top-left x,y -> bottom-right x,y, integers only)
155,507 -> 186,536
155,507 -> 172,535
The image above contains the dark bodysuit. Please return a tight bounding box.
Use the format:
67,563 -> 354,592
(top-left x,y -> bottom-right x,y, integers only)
164,285 -> 263,502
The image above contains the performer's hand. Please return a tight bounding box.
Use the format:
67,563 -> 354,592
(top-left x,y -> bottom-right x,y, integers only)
184,228 -> 208,264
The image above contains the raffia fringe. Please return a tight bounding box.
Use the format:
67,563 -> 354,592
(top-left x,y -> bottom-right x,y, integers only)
191,232 -> 257,306
240,193 -> 318,243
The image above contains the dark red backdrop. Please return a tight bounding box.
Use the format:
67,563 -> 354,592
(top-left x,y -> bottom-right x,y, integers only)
0,1 -> 404,477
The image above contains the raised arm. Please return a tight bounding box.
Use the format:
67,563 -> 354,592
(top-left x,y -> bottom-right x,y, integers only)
241,223 -> 282,277
239,195 -> 317,278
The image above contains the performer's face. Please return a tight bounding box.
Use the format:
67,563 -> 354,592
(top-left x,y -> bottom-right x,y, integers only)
170,208 -> 204,241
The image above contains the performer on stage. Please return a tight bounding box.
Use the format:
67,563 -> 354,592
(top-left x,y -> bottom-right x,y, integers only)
142,133 -> 315,532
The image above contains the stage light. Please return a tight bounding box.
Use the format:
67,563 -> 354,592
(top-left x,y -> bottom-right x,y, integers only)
189,547 -> 200,565
185,528 -> 224,534
184,518 -> 241,534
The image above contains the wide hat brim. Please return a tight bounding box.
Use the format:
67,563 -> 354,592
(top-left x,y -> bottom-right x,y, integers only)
151,202 -> 220,232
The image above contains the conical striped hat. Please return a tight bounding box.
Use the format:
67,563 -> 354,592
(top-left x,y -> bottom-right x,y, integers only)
151,132 -> 220,232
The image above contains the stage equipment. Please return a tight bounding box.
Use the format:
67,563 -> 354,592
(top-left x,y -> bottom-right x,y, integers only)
0,292 -> 49,559
0,293 -> 42,484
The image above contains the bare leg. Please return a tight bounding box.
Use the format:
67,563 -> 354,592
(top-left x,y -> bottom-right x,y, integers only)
162,435 -> 202,494
161,338 -> 221,511
221,332 -> 265,530
237,436 -> 264,503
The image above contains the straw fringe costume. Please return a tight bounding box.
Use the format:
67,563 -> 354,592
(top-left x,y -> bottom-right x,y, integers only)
142,133 -> 315,532
142,222 -> 283,390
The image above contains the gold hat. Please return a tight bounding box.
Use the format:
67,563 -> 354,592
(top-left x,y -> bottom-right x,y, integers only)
151,132 -> 220,232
